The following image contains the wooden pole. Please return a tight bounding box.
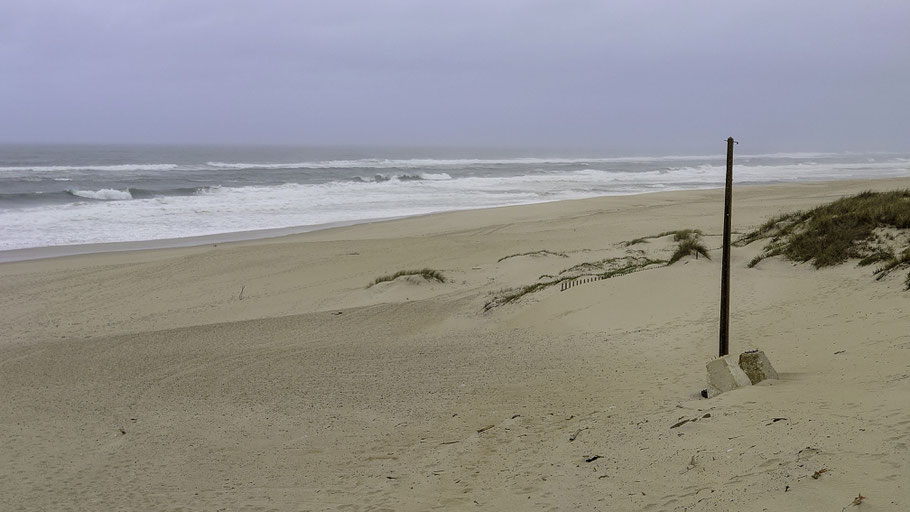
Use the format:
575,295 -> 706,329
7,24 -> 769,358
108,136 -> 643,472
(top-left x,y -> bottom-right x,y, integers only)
719,137 -> 736,357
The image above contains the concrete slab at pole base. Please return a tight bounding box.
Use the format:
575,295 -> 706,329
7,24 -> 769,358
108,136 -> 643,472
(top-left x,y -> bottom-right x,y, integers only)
706,355 -> 752,398
738,349 -> 779,384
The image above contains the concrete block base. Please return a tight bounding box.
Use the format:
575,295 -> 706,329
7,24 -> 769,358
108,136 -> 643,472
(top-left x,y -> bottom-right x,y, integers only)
706,355 -> 752,398
738,349 -> 779,384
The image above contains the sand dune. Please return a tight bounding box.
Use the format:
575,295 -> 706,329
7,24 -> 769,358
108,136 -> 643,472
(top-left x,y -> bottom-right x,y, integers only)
1,178 -> 909,511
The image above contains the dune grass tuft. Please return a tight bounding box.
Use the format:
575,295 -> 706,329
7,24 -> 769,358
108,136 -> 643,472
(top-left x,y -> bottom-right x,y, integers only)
858,250 -> 894,267
734,212 -> 808,249
873,247 -> 910,282
497,250 -> 568,263
669,229 -> 703,242
601,257 -> 667,278
666,229 -> 710,265
739,190 -> 910,289
622,236 -> 651,246
367,268 -> 445,288
622,228 -> 704,247
483,282 -> 557,311
558,256 -> 625,275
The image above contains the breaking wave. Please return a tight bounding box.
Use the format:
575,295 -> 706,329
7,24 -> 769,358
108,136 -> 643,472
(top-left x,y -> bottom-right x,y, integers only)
350,172 -> 453,182
67,188 -> 134,200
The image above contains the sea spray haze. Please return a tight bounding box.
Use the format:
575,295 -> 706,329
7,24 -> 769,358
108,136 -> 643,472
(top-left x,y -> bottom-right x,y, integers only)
1,144 -> 908,251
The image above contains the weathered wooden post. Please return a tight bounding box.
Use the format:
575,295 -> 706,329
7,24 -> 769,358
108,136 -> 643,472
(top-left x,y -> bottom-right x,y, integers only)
719,137 -> 736,357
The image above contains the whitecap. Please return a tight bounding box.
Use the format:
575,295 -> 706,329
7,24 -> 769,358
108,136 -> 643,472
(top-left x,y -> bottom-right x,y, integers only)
420,172 -> 452,180
1,164 -> 178,173
68,188 -> 133,200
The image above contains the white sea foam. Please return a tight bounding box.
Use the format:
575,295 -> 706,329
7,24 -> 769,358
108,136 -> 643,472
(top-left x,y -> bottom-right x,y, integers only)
1,154 -> 907,251
204,156 -> 730,170
69,188 -> 133,200
0,164 -> 179,173
737,151 -> 851,159
419,172 -> 453,180
0,153 -> 853,176
200,153 -> 861,171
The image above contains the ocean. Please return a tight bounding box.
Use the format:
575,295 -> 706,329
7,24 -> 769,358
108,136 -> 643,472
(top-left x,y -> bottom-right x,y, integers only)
1,144 -> 908,253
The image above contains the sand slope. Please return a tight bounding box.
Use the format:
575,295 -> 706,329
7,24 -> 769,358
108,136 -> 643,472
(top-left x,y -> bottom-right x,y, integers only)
1,178 -> 909,511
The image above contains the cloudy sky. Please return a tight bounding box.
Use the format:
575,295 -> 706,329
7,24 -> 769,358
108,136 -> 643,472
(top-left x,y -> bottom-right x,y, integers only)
1,1 -> 908,152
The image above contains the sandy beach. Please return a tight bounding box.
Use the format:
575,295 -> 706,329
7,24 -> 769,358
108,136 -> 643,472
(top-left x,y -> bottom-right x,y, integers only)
2,178 -> 909,511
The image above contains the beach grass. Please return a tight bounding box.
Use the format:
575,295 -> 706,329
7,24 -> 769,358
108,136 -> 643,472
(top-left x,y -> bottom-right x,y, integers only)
740,190 -> 910,288
486,229 -> 714,310
622,228 -> 704,247
558,256 -> 627,275
666,229 -> 710,265
367,268 -> 446,288
484,255 -> 665,311
669,228 -> 703,242
601,256 -> 667,278
497,250 -> 568,262
873,247 -> 910,282
484,282 -> 558,311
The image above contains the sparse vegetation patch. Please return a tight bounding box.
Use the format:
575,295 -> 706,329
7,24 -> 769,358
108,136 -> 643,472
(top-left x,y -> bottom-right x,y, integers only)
368,268 -> 446,288
497,250 -> 568,262
558,256 -> 626,275
483,255 -> 665,311
601,257 -> 667,278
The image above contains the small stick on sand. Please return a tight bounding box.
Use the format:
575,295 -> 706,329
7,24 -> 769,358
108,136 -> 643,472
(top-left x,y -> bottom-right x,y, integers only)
569,428 -> 588,442
670,418 -> 692,429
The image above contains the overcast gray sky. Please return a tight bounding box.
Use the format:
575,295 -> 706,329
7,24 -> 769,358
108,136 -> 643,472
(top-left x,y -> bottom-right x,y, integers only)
1,0 -> 908,152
